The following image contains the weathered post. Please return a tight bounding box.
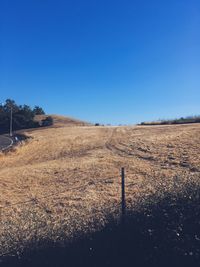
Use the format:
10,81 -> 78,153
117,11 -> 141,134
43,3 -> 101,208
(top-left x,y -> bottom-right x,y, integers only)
10,106 -> 13,137
121,167 -> 126,224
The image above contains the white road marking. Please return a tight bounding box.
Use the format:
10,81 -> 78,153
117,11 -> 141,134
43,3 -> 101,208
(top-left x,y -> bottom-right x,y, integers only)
0,136 -> 14,151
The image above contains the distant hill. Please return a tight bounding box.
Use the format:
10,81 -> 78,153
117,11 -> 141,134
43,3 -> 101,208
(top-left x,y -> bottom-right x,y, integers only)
34,114 -> 91,127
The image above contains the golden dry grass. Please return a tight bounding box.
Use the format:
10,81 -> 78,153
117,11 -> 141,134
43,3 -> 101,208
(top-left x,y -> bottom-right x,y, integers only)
0,122 -> 200,256
34,114 -> 91,127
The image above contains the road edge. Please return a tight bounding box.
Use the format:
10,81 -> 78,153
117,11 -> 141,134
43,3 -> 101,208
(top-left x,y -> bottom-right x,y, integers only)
0,136 -> 14,151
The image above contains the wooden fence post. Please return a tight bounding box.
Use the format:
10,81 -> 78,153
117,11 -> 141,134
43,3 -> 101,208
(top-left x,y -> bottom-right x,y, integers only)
121,167 -> 126,223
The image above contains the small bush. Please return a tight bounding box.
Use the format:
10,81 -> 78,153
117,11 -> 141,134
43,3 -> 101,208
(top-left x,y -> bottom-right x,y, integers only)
41,116 -> 53,127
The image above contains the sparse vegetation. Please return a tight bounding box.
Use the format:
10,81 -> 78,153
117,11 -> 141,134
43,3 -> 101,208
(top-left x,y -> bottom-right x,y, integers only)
140,115 -> 200,126
41,116 -> 54,127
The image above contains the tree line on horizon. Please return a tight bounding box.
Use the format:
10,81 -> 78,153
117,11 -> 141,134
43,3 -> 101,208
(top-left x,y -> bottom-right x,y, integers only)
0,99 -> 53,134
140,115 -> 200,126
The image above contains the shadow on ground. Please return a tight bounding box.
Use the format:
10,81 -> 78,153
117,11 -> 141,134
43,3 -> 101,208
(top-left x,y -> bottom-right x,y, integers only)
1,184 -> 200,267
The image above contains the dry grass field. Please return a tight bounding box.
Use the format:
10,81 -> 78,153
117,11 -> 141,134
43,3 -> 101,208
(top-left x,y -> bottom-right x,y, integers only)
0,119 -> 200,265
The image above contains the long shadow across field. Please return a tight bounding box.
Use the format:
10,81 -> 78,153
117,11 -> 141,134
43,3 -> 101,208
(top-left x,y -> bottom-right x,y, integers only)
2,185 -> 200,267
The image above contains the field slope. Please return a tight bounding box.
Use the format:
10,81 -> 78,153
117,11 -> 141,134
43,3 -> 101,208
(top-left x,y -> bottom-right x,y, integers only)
0,122 -> 200,265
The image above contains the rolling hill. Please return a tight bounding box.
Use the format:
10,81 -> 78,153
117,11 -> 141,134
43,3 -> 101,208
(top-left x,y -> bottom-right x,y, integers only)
34,114 -> 91,128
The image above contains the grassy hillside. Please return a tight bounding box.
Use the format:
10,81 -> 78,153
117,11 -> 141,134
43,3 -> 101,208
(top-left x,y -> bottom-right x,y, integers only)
34,114 -> 91,128
0,123 -> 200,266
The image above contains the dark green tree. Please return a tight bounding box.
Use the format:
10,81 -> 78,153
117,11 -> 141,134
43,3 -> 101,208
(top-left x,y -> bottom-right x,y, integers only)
0,99 -> 47,134
33,106 -> 45,115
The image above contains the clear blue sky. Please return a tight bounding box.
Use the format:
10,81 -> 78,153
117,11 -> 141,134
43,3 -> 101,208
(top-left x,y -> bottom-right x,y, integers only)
0,0 -> 199,124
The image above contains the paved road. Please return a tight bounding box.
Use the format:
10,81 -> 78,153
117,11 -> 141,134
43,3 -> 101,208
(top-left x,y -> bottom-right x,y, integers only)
0,135 -> 13,151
